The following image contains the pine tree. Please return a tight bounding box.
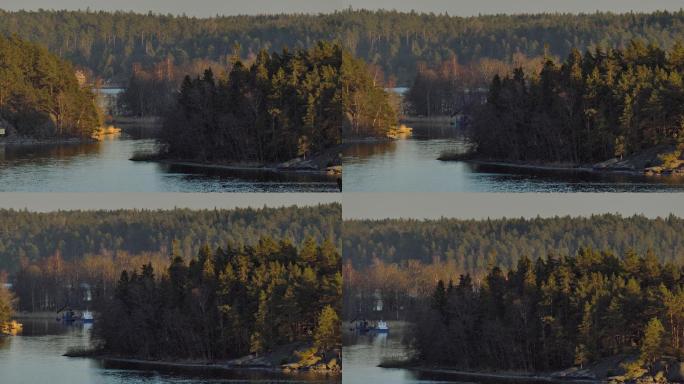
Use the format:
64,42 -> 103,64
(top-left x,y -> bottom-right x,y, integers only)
640,317 -> 666,368
314,305 -> 340,351
250,290 -> 271,355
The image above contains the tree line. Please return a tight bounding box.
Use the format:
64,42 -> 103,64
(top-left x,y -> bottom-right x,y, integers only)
472,41 -> 684,163
0,35 -> 101,138
0,205 -> 341,275
344,214 -> 684,272
343,214 -> 684,320
4,9 -> 684,85
412,248 -> 684,375
116,58 -> 227,117
12,250 -> 169,312
95,237 -> 341,361
405,54 -> 545,116
160,42 -> 395,162
343,258 -> 455,321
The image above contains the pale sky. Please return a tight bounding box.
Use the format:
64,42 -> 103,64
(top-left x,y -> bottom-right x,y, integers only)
1,0 -> 682,17
343,193 -> 684,220
0,193 -> 340,212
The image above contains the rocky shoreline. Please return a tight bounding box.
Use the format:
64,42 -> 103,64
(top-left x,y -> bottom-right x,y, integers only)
380,354 -> 684,384
65,348 -> 341,376
462,159 -> 684,177
439,145 -> 684,177
131,145 -> 343,177
380,364 -> 684,384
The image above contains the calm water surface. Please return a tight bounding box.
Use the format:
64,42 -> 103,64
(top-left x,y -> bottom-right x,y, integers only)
343,322 -> 475,384
0,318 -> 336,384
343,126 -> 684,192
0,133 -> 337,192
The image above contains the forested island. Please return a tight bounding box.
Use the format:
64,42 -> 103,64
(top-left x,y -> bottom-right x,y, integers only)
344,214 -> 684,382
95,239 -> 340,371
154,42 -> 395,168
443,42 -> 684,176
0,35 -> 101,142
1,204 -> 341,373
412,249 -> 684,382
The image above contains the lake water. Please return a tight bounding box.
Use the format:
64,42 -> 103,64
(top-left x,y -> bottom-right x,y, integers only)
0,133 -> 338,192
343,322 -> 477,384
343,321 -> 545,384
342,126 -> 684,192
0,318 -> 337,384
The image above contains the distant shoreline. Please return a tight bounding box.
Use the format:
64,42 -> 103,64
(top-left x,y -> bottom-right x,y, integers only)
0,136 -> 96,147
13,311 -> 63,319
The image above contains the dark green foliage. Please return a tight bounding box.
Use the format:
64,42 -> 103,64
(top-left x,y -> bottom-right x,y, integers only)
473,42 -> 684,163
95,237 -> 341,360
5,9 -> 684,85
412,249 -> 684,370
344,214 -> 684,273
0,35 -> 101,138
343,214 -> 684,321
117,73 -> 176,117
0,205 -> 340,274
405,58 -> 506,116
161,42 -> 394,162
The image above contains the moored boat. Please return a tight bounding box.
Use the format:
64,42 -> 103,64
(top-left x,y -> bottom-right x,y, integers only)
375,320 -> 389,333
81,310 -> 94,323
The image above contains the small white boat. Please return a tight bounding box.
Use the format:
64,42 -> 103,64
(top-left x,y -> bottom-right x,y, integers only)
375,320 -> 389,333
81,310 -> 94,323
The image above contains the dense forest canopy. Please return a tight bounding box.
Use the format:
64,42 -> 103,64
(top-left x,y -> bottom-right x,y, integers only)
3,9 -> 684,84
0,205 -> 340,275
0,35 -> 101,138
95,237 -> 341,362
472,42 -> 684,163
344,214 -> 684,273
160,42 -> 395,162
344,214 -> 684,319
413,249 -> 684,375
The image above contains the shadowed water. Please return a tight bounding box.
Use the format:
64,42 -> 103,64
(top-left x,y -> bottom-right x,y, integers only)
343,322 -> 476,384
0,318 -> 336,384
342,322 -> 543,384
0,133 -> 337,192
343,126 -> 684,192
